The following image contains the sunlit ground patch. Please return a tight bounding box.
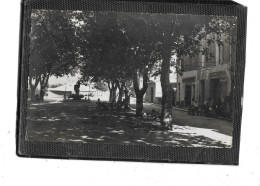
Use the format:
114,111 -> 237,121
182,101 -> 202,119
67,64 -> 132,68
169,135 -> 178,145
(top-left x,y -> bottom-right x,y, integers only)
170,125 -> 232,148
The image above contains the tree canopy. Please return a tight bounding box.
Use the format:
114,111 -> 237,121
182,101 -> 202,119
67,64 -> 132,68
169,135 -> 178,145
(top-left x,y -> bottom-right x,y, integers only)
29,10 -> 79,100
28,10 -> 237,120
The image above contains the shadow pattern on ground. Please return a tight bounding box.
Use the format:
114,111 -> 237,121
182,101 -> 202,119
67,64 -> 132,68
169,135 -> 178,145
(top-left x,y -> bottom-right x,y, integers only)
26,101 -> 230,148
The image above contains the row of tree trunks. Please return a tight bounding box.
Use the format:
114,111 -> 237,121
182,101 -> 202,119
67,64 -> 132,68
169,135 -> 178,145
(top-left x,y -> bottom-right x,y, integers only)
107,81 -> 118,103
29,72 -> 50,102
108,80 -> 131,109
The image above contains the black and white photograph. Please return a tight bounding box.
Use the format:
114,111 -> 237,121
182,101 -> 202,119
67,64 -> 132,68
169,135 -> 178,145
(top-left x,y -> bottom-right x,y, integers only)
26,10 -> 237,148
4,0 -> 260,185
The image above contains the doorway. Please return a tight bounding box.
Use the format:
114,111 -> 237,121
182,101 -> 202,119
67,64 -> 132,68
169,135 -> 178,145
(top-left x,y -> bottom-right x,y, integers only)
200,80 -> 205,103
185,85 -> 192,106
210,78 -> 221,100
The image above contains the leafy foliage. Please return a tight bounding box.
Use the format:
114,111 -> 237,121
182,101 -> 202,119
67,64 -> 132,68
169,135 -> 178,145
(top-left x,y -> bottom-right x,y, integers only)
29,10 -> 80,100
28,10 -> 237,117
94,82 -> 108,92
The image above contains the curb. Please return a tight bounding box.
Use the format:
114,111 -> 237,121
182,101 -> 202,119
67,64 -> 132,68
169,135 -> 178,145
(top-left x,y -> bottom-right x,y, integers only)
153,104 -> 232,122
150,104 -> 188,112
173,107 -> 188,112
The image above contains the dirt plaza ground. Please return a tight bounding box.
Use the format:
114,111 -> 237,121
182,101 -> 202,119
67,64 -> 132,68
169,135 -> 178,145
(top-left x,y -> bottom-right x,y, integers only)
26,100 -> 233,148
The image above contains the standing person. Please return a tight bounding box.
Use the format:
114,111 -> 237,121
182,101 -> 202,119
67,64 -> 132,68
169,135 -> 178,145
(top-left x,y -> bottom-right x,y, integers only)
188,99 -> 193,115
74,80 -> 81,95
193,100 -> 199,116
96,98 -> 101,110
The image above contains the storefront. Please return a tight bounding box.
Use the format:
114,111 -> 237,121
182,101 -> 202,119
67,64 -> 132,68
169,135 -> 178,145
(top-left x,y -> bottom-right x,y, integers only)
182,77 -> 196,106
208,70 -> 228,103
176,67 -> 231,107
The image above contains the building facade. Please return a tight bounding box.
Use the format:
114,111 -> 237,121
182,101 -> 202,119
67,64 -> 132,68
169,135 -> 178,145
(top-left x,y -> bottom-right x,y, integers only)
176,34 -> 235,115
145,72 -> 177,105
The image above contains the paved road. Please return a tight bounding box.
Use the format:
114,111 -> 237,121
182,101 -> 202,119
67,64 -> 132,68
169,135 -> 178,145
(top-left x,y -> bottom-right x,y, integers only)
131,103 -> 233,136
26,101 -> 231,147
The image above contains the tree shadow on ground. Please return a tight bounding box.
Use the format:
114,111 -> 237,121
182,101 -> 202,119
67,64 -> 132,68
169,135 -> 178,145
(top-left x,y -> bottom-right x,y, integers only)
26,101 -> 231,147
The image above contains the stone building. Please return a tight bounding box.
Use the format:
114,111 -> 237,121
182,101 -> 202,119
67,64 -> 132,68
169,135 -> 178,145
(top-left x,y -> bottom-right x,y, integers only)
176,34 -> 235,114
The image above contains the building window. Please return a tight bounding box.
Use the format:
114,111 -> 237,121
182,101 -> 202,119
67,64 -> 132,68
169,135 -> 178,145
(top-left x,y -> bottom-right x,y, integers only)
201,55 -> 205,68
220,44 -> 224,64
216,43 -> 224,65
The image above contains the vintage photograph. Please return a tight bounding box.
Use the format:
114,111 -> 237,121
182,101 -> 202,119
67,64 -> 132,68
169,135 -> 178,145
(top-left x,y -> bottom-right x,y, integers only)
26,10 -> 237,148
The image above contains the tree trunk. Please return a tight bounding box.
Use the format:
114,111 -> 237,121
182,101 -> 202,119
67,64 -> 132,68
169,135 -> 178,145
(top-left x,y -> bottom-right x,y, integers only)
112,90 -> 117,103
117,89 -> 123,103
124,87 -> 130,110
160,40 -> 173,125
39,85 -> 46,101
112,82 -> 117,103
39,73 -> 50,102
109,89 -> 113,102
29,75 -> 40,101
132,69 -> 149,116
107,81 -> 117,103
117,83 -> 124,104
107,81 -> 113,102
30,86 -> 36,101
136,93 -> 143,117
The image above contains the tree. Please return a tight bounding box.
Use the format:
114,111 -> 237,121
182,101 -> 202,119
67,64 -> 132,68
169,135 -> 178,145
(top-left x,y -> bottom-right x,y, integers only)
93,82 -> 108,92
29,10 -> 79,101
77,12 -> 161,114
78,12 -> 132,104
72,11 -> 236,121
156,15 -> 237,125
117,13 -> 161,116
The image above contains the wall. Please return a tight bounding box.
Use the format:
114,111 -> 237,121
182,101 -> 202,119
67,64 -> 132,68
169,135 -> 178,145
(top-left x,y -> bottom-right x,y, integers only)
176,34 -> 233,106
176,70 -> 197,105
